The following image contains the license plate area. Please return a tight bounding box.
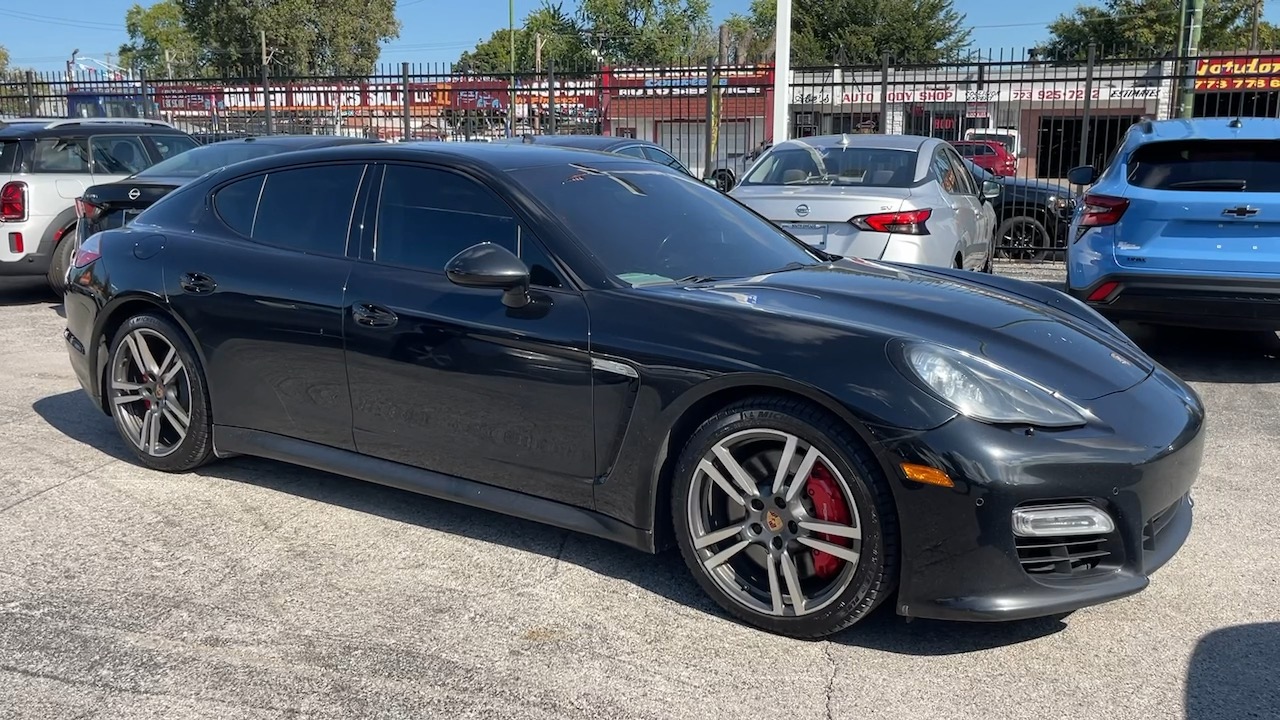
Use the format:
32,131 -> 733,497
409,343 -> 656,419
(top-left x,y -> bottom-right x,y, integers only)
781,222 -> 828,249
121,209 -> 140,225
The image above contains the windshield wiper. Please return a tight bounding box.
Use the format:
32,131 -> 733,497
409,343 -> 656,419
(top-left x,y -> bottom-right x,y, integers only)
1166,179 -> 1247,190
760,261 -> 812,274
675,274 -> 733,284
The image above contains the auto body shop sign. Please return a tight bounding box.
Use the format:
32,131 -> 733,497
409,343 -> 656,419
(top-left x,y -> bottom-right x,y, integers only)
792,83 -> 1162,105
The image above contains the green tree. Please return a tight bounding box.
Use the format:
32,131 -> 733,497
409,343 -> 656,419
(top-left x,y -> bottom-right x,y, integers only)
576,0 -> 716,64
177,0 -> 401,75
1043,0 -> 1280,58
118,1 -> 202,78
457,2 -> 596,73
725,0 -> 971,65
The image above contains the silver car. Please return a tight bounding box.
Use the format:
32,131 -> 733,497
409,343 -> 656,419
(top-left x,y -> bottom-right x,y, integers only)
729,134 -> 999,271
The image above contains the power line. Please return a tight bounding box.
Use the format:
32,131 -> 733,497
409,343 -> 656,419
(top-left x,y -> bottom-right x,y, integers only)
0,8 -> 127,32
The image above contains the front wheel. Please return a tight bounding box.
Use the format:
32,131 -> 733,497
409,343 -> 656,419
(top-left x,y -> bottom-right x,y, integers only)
995,216 -> 1050,262
105,312 -> 215,473
671,396 -> 899,638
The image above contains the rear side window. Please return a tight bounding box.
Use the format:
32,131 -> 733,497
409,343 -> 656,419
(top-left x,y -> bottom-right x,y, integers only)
31,138 -> 90,173
213,174 -> 265,236
253,164 -> 365,255
1128,140 -> 1280,192
149,134 -> 199,160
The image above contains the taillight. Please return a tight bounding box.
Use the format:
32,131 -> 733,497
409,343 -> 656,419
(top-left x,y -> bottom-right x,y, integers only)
75,197 -> 104,222
1079,194 -> 1129,228
73,231 -> 102,268
1087,281 -> 1120,302
1,181 -> 26,222
851,208 -> 931,235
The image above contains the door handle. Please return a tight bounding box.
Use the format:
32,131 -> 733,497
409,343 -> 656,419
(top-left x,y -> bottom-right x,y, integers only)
352,303 -> 398,328
179,272 -> 216,294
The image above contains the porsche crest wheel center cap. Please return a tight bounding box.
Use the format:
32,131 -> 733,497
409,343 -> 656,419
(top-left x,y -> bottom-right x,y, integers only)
765,510 -> 784,532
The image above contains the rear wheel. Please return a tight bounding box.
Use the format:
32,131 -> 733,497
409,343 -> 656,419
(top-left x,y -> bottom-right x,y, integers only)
46,227 -> 77,295
671,396 -> 899,638
105,312 -> 215,473
996,216 -> 1050,262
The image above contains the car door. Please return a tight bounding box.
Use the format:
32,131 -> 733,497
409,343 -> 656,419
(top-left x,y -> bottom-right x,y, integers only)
342,161 -> 596,508
164,161 -> 369,451
940,146 -> 984,268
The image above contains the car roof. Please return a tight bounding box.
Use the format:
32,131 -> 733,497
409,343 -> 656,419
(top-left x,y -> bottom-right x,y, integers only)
773,133 -> 934,152
0,117 -> 189,138
202,141 -> 661,179
492,134 -> 652,151
203,134 -> 381,149
1130,116 -> 1280,143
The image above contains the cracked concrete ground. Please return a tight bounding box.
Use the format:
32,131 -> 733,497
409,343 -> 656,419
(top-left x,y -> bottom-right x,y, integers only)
1,265 -> 1279,720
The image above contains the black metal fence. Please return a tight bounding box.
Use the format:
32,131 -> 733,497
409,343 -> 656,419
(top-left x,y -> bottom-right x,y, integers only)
4,46 -> 1279,260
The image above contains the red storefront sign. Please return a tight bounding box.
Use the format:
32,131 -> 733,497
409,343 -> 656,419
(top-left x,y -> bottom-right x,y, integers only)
1194,56 -> 1280,91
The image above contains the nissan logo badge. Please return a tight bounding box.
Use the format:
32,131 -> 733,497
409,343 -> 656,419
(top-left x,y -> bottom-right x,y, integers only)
795,204 -> 810,217
127,188 -> 141,200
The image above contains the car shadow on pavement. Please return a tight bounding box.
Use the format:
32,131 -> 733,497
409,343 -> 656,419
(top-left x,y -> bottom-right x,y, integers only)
1120,323 -> 1280,384
0,278 -> 57,307
1185,622 -> 1280,720
34,389 -> 1068,654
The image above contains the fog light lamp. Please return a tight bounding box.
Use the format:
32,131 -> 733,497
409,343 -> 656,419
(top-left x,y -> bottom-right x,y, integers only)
1011,504 -> 1115,537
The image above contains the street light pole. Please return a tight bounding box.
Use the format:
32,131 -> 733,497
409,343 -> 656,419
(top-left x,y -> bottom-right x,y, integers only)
508,0 -> 516,138
770,0 -> 792,144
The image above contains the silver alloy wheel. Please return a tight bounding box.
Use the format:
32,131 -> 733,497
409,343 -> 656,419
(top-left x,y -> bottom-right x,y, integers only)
687,428 -> 863,617
109,328 -> 192,459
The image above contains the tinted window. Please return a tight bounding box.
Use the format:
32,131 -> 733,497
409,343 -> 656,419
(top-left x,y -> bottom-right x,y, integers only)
150,134 -> 199,160
0,141 -> 18,173
744,145 -> 916,187
1127,140 -> 1280,191
374,164 -> 519,272
90,135 -> 149,175
511,162 -> 822,286
944,150 -> 977,195
614,145 -> 647,159
139,140 -> 306,179
253,164 -> 364,255
31,138 -> 90,173
641,146 -> 688,172
931,150 -> 958,194
213,174 -> 265,236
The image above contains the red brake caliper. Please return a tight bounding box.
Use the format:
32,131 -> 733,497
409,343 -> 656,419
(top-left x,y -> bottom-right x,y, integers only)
804,463 -> 852,579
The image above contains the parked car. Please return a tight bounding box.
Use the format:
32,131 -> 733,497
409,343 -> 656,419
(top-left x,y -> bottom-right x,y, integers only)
951,140 -> 1018,177
0,117 -> 198,293
1066,116 -> 1280,331
963,127 -> 1023,160
493,134 -> 697,178
74,135 -> 383,251
65,142 -> 1203,638
730,134 -> 998,271
963,158 -> 1075,261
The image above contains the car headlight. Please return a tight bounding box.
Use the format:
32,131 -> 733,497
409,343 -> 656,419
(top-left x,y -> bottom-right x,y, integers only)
901,342 -> 1087,427
1047,195 -> 1069,210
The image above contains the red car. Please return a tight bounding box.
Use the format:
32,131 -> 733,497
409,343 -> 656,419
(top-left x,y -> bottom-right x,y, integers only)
950,140 -> 1018,176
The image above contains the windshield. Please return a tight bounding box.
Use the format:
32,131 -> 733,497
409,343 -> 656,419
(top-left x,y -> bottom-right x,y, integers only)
135,141 -> 293,179
742,144 -> 917,187
510,162 -> 824,286
967,133 -> 1014,152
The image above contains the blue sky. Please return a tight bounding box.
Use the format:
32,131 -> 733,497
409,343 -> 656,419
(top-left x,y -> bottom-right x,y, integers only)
4,0 -> 1280,72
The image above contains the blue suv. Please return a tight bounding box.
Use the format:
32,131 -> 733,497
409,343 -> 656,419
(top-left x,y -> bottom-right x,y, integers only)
1065,116 -> 1280,331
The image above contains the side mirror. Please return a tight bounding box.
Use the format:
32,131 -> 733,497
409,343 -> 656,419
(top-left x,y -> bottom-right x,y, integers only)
1017,149 -> 1027,159
1067,165 -> 1099,186
703,177 -> 718,187
444,242 -> 531,308
982,179 -> 1002,200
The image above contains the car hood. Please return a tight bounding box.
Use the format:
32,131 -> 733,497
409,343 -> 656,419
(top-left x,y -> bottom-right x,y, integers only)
1004,177 -> 1071,195
638,260 -> 1153,402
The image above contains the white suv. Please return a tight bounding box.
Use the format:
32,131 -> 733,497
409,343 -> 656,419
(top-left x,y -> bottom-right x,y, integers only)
0,118 -> 198,293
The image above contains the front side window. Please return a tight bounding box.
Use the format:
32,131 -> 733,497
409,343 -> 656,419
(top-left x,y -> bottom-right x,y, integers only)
90,134 -> 149,175
511,160 -> 823,286
30,138 -> 90,173
944,149 -> 978,195
743,143 -> 917,187
252,164 -> 365,255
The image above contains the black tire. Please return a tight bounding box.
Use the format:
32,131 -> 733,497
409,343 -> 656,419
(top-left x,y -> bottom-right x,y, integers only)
46,229 -> 77,296
670,395 -> 900,638
995,216 -> 1050,262
712,169 -> 735,192
104,312 -> 215,473
981,247 -> 994,273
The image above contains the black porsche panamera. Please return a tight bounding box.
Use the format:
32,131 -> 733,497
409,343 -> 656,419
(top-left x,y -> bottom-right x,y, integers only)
62,142 -> 1204,638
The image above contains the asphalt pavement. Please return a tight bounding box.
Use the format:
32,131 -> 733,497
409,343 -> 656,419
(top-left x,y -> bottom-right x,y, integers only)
1,265 -> 1278,720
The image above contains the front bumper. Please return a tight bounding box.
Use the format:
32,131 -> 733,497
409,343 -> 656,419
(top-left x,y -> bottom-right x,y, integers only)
1069,273 -> 1280,331
874,364 -> 1204,622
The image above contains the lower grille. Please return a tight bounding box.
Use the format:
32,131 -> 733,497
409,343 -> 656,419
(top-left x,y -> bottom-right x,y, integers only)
1016,534 -> 1115,577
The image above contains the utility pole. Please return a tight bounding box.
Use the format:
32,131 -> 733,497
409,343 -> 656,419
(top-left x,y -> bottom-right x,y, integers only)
534,33 -> 545,134
1252,0 -> 1262,51
771,0 -> 792,144
508,0 -> 515,138
1178,0 -> 1205,119
164,48 -> 174,79
261,29 -> 274,134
